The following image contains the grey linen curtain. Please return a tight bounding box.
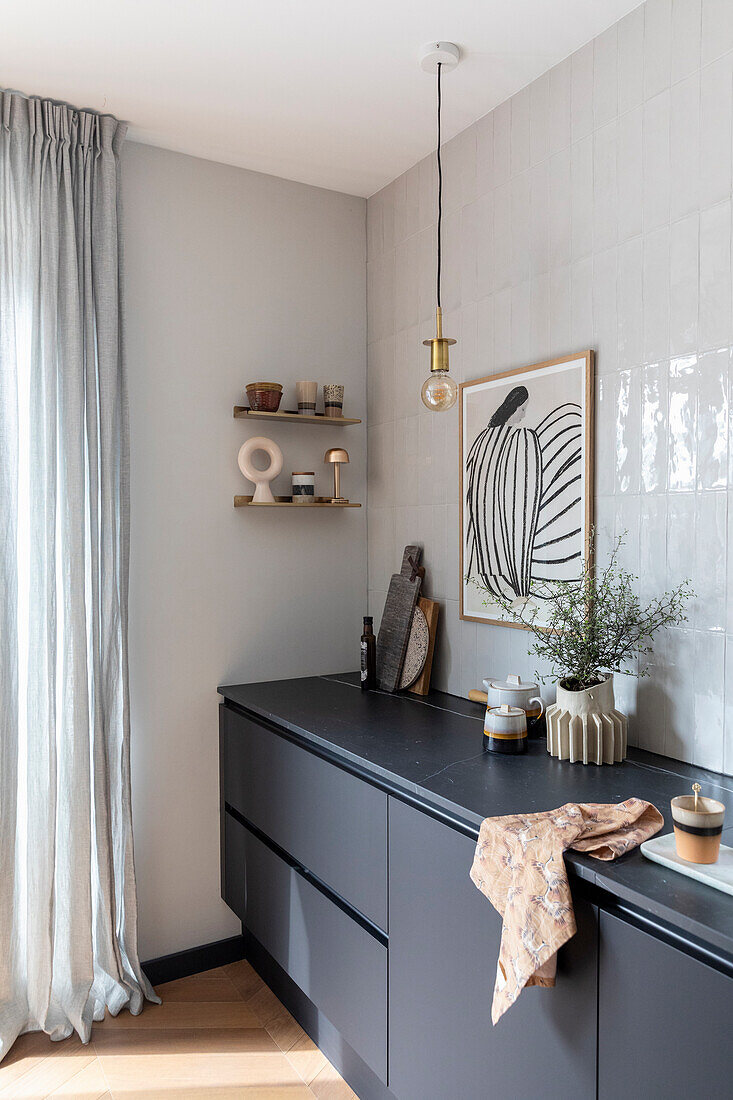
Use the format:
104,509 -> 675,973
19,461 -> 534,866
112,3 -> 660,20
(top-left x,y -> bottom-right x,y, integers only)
0,89 -> 157,1060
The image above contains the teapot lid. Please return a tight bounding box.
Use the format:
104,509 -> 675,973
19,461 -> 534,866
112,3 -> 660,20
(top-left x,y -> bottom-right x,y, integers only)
488,704 -> 525,717
487,673 -> 539,692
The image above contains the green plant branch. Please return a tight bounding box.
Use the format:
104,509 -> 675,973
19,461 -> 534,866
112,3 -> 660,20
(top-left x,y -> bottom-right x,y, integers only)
469,531 -> 693,687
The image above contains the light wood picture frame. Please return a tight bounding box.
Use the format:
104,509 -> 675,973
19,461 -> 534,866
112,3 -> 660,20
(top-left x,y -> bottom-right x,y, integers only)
459,350 -> 595,628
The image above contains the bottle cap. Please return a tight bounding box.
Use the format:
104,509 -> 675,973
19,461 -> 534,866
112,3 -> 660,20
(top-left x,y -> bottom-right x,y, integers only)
363,616 -> 373,625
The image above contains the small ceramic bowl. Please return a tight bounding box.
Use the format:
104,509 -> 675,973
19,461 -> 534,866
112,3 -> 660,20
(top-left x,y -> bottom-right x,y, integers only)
246,382 -> 283,412
671,794 -> 725,864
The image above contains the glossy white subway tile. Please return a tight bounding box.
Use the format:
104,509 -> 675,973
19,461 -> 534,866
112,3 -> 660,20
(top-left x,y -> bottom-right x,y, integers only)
493,180 -> 512,292
640,495 -> 669,606
594,120 -> 618,251
643,226 -> 672,363
699,53 -> 733,210
697,347 -> 730,488
549,264 -> 572,353
571,255 -> 594,348
670,74 -> 701,221
511,87 -> 531,178
663,626 -> 696,760
510,172 -> 531,286
476,294 -> 495,372
418,154 -> 437,233
494,285 -> 512,367
571,135 -> 594,260
459,301 -> 479,384
572,41 -> 595,142
672,0 -> 702,80
593,246 -> 619,374
493,99 -> 511,188
617,106 -> 644,242
614,367 -> 642,493
701,0 -> 733,64
474,191 -> 494,300
699,200 -> 733,350
695,492 -> 727,631
511,280 -> 531,367
460,200 -> 479,306
636,626 -> 668,755
668,354 -> 699,490
548,56 -> 572,155
394,234 -> 419,331
475,111 -> 494,198
618,236 -> 644,369
669,212 -> 699,355
367,421 -> 395,509
643,91 -> 672,232
595,375 -> 616,497
667,493 -> 697,592
367,506 -> 395,595
642,361 -> 670,492
548,149 -> 572,268
530,71 -> 550,165
693,630 -> 725,771
529,160 -> 550,276
645,0 -> 673,99
530,272 -> 550,363
618,5 -> 645,113
594,24 -> 619,127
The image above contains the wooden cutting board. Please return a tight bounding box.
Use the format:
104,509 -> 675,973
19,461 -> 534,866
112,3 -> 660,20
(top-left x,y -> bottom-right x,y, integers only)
376,546 -> 423,692
407,597 -> 440,697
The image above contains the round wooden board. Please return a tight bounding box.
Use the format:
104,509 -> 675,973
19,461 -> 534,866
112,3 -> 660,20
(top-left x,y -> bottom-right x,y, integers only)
399,606 -> 430,689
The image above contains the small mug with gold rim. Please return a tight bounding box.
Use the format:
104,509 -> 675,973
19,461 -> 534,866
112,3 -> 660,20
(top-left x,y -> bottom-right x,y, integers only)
483,703 -> 527,755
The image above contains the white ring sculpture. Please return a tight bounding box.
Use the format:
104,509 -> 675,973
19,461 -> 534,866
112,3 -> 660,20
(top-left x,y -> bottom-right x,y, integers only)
238,436 -> 283,504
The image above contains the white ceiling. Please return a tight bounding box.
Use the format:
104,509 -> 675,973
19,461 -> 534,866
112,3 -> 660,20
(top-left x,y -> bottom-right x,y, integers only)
2,1 -> 642,197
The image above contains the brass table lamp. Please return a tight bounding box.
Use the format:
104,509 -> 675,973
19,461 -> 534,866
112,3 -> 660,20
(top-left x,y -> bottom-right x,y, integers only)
324,448 -> 349,503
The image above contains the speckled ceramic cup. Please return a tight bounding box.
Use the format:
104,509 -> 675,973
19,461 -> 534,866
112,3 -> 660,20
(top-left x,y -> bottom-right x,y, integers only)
671,795 -> 725,864
483,703 -> 527,755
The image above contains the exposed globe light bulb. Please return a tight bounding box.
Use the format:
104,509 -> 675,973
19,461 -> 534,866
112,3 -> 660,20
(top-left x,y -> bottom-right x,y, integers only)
421,370 -> 458,411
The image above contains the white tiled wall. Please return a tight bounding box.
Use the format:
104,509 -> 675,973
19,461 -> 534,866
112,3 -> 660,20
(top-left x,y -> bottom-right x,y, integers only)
366,0 -> 733,774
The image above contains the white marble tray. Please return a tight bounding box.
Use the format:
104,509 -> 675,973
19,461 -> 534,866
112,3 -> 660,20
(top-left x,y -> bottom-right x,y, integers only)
641,832 -> 733,896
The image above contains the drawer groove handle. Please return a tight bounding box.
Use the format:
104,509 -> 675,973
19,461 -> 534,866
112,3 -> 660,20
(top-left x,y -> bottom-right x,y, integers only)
224,803 -> 388,947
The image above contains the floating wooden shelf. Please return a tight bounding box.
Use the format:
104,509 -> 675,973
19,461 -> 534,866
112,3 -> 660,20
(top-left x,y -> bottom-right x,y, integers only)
233,406 -> 361,426
234,495 -> 361,508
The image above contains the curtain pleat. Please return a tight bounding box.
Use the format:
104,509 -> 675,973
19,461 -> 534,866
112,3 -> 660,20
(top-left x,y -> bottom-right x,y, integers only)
0,88 -> 158,1061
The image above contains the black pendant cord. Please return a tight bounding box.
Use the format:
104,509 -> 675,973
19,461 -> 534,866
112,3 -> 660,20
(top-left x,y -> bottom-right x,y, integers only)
436,61 -> 442,310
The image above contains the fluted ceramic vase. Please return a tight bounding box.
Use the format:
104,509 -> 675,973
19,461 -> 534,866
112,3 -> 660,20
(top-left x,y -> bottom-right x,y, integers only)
546,674 -> 627,765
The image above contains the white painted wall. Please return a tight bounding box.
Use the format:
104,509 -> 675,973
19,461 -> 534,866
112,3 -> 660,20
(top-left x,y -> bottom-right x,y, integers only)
122,142 -> 367,960
367,0 -> 733,775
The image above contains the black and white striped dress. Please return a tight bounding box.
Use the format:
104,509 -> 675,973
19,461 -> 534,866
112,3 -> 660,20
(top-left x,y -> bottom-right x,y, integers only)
465,402 -> 582,599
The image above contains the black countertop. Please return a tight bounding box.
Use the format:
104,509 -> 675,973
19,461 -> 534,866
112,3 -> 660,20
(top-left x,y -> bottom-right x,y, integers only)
219,672 -> 733,963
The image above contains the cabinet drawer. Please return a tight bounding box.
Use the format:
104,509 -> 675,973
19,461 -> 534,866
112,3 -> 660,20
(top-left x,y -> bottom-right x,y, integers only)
220,704 -> 387,929
224,813 -> 388,1084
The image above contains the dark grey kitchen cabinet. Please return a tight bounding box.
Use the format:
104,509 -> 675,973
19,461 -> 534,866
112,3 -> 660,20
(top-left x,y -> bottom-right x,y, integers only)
388,797 -> 598,1100
598,910 -> 733,1099
223,812 -> 388,1083
220,704 -> 388,929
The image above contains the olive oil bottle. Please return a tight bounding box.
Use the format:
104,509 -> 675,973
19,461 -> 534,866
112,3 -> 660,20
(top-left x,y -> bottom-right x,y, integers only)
360,616 -> 376,691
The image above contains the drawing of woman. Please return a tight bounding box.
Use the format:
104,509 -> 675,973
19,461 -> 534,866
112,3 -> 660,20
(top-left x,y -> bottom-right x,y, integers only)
465,385 -> 542,600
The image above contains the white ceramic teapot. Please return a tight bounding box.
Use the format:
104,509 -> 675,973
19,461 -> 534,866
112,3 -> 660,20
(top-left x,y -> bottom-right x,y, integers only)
483,674 -> 545,736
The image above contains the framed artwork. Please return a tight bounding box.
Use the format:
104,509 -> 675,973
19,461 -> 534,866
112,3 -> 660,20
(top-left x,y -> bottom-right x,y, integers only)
459,350 -> 595,628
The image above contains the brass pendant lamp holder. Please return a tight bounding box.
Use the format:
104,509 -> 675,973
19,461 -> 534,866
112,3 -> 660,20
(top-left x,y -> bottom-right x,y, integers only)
423,305 -> 456,373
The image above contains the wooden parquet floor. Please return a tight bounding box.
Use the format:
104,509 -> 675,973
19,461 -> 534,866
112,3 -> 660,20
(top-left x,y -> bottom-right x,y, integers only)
0,961 -> 358,1098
